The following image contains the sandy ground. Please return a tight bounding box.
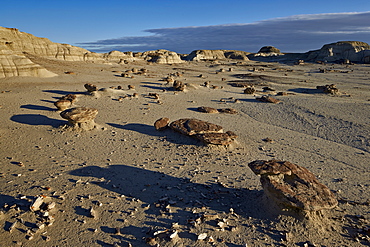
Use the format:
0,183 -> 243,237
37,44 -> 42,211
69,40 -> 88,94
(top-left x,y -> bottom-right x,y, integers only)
0,57 -> 369,247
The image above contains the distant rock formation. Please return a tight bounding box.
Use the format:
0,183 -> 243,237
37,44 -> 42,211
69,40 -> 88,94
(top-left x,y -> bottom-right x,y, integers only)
141,49 -> 184,64
252,46 -> 282,57
186,50 -> 250,61
306,41 -> 370,63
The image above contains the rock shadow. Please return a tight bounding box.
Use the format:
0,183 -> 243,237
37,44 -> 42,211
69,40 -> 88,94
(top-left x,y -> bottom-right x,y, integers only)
70,165 -> 274,245
10,114 -> 66,127
288,88 -> 323,94
42,89 -> 83,95
107,123 -> 200,145
20,104 -> 55,111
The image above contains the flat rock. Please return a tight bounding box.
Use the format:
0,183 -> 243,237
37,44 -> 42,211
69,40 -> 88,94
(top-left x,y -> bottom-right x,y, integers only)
197,106 -> 219,114
154,117 -> 170,130
54,99 -> 72,111
248,160 -> 338,211
196,131 -> 237,145
218,108 -> 238,114
256,95 -> 280,103
169,118 -> 223,136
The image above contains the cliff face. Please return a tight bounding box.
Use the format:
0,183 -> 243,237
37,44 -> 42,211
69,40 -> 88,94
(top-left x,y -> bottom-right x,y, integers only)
306,41 -> 370,63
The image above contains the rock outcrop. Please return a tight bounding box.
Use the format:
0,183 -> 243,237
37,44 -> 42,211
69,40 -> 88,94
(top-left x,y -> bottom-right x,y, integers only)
306,41 -> 370,63
252,46 -> 282,57
186,50 -> 250,61
169,118 -> 237,145
142,49 -> 184,64
248,160 -> 338,211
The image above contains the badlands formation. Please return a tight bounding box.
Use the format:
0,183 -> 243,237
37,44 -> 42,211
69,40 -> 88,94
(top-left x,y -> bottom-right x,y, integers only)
0,26 -> 369,246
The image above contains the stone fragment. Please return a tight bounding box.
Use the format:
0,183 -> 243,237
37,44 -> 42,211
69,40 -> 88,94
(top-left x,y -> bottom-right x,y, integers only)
195,131 -> 237,145
248,160 -> 338,211
60,94 -> 77,103
173,80 -> 186,91
256,96 -> 280,103
197,106 -> 219,114
60,107 -> 98,131
218,108 -> 238,114
154,118 -> 170,130
316,84 -> 339,94
84,83 -> 98,92
169,118 -> 223,136
54,99 -> 72,111
244,87 -> 256,94
30,196 -> 44,212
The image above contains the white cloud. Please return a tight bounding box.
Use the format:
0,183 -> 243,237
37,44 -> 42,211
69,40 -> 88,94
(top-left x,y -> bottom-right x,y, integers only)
79,12 -> 370,54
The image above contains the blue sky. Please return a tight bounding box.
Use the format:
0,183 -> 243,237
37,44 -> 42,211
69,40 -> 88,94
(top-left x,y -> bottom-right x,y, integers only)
1,0 -> 370,53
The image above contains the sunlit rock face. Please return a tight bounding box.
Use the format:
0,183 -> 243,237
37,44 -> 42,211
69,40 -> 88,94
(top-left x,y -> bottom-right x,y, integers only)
306,41 -> 370,63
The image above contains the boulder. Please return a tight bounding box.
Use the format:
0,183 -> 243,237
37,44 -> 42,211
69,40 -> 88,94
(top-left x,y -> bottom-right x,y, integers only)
169,118 -> 237,145
196,131 -> 237,145
316,84 -> 339,94
218,108 -> 238,114
60,107 -> 98,131
84,83 -> 98,92
248,160 -> 338,211
54,99 -> 72,111
197,106 -> 219,114
244,87 -> 256,94
169,118 -> 223,136
173,80 -> 186,91
154,117 -> 170,130
256,95 -> 280,103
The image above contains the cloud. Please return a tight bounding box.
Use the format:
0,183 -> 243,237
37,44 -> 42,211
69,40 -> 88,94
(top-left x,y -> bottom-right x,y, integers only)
79,12 -> 370,54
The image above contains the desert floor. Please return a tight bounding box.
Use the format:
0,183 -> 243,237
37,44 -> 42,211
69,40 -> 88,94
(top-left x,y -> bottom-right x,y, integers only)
0,57 -> 369,246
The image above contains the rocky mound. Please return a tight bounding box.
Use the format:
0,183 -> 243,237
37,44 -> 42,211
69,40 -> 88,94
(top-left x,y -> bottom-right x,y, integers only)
186,50 -> 250,61
306,41 -> 370,63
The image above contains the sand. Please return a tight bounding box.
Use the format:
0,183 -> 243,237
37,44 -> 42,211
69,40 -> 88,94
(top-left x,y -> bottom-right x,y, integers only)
0,57 -> 369,246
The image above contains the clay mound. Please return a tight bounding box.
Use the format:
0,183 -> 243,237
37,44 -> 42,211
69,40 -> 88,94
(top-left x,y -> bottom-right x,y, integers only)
186,50 -> 227,61
306,41 -> 370,63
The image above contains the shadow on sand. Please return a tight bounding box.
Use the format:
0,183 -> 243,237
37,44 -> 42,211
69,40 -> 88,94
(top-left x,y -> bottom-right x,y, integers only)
10,114 -> 65,127
20,104 -> 55,112
69,165 -> 278,246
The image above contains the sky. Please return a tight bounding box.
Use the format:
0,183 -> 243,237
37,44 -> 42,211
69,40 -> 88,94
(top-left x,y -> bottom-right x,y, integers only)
1,0 -> 370,54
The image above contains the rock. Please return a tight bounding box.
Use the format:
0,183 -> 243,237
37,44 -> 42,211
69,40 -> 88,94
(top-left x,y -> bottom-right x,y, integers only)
84,83 -> 98,92
248,160 -> 338,211
306,41 -> 370,63
54,99 -> 72,111
60,94 -> 77,103
169,119 -> 237,145
154,117 -> 170,130
196,131 -> 237,145
258,46 -> 281,54
316,84 -> 339,94
218,108 -> 238,114
173,80 -> 186,91
142,49 -> 184,64
169,118 -> 223,136
197,106 -> 219,114
256,96 -> 280,103
187,50 -> 226,61
244,87 -> 256,94
60,107 -> 98,131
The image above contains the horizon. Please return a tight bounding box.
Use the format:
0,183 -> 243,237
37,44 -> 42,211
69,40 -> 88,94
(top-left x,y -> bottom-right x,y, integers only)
1,0 -> 370,54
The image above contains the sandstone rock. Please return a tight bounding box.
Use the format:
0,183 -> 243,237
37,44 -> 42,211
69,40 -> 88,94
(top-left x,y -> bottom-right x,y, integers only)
142,49 -> 184,64
61,94 -> 77,103
244,87 -> 256,94
248,160 -> 338,211
187,50 -> 226,61
84,83 -> 98,92
316,84 -> 339,94
195,131 -> 237,145
306,41 -> 370,63
218,108 -> 238,114
169,119 -> 223,136
60,107 -> 98,131
154,118 -> 170,130
258,46 -> 281,54
173,80 -> 186,91
197,106 -> 219,114
54,99 -> 72,111
256,95 -> 280,103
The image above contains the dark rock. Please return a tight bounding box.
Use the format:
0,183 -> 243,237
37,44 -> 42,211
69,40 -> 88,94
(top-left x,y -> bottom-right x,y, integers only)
169,118 -> 223,136
197,106 -> 219,114
316,84 -> 339,94
218,108 -> 238,114
248,160 -> 338,211
256,96 -> 280,103
195,132 -> 237,145
84,83 -> 98,92
154,117 -> 170,130
244,87 -> 256,94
